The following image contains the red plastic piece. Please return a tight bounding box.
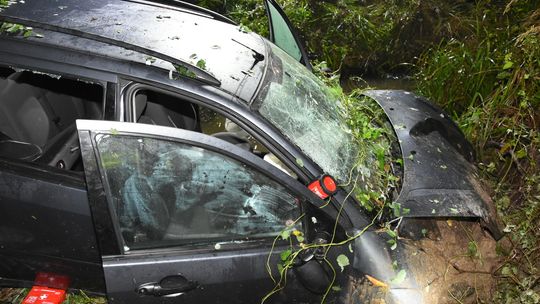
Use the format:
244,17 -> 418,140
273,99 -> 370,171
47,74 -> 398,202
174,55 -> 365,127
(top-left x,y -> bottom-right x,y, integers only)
22,286 -> 66,304
308,174 -> 338,199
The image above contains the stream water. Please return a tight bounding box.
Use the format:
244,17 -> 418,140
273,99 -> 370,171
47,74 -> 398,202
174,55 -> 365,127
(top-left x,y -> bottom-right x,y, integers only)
343,76 -> 416,91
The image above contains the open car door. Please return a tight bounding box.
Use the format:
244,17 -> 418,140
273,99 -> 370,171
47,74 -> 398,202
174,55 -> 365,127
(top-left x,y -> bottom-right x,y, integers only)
77,119 -> 347,303
264,0 -> 312,70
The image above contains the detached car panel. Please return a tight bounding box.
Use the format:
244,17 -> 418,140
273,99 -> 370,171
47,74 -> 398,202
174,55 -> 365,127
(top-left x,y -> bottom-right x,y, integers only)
365,90 -> 503,239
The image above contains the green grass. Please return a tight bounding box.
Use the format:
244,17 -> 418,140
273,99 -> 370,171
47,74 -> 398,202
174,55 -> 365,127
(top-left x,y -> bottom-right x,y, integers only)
416,2 -> 540,302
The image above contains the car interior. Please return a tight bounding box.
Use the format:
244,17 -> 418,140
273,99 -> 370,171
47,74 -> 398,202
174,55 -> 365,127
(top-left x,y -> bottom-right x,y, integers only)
0,63 -> 296,179
0,66 -> 103,170
132,89 -> 297,178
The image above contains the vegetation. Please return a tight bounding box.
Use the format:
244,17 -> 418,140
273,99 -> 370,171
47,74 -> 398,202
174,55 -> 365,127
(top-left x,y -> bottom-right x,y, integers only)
416,2 -> 540,302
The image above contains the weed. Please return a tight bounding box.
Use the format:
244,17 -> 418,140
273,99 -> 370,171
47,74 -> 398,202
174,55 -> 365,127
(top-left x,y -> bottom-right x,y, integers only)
416,2 -> 540,302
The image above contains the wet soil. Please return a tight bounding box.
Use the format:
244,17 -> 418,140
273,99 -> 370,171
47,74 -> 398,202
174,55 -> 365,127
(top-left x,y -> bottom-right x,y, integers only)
403,220 -> 508,303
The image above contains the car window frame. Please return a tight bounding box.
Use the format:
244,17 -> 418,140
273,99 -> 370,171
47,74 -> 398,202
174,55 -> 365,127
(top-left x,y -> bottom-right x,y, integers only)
77,119 -> 333,256
121,81 -> 315,181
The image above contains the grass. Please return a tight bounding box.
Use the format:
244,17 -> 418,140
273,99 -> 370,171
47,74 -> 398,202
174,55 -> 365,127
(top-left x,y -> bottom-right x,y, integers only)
415,2 -> 540,302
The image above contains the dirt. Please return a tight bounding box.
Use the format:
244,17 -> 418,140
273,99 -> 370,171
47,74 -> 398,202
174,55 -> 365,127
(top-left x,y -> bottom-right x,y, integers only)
402,220 -> 508,303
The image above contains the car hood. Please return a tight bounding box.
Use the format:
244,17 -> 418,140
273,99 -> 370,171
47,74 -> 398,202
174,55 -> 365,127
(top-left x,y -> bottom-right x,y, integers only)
364,90 -> 503,240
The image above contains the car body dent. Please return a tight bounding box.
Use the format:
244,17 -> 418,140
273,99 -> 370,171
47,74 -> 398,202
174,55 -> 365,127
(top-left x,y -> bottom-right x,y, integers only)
364,90 -> 503,240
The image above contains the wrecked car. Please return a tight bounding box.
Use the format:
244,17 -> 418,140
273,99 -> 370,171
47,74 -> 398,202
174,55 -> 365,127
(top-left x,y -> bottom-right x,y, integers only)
0,0 -> 503,303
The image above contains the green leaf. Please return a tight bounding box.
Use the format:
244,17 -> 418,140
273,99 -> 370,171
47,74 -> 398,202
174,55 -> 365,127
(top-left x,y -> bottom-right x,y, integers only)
336,254 -> 350,272
386,229 -> 397,238
501,266 -> 512,276
196,59 -> 207,70
277,263 -> 284,274
515,149 -> 527,159
390,269 -> 407,285
6,23 -> 21,33
502,60 -> 513,70
280,229 -> 291,240
331,286 -> 342,292
295,235 -> 305,243
280,249 -> 292,262
468,241 -> 478,257
174,65 -> 196,78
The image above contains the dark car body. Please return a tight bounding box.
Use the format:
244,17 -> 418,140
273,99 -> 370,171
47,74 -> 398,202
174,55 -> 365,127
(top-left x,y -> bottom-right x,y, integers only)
0,0 -> 502,303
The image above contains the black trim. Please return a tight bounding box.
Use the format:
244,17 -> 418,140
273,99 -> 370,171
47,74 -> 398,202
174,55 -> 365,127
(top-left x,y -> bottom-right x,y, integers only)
79,130 -> 122,255
104,82 -> 117,121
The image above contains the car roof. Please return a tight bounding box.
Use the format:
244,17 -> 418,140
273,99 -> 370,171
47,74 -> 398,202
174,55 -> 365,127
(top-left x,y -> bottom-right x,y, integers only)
0,0 -> 267,101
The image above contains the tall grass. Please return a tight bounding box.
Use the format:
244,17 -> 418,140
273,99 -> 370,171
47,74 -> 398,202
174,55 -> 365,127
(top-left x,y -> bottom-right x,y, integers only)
416,2 -> 540,302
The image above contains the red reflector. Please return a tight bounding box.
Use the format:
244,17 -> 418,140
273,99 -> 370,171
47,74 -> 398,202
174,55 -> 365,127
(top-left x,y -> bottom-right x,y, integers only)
22,286 -> 66,304
322,176 -> 337,192
308,174 -> 338,199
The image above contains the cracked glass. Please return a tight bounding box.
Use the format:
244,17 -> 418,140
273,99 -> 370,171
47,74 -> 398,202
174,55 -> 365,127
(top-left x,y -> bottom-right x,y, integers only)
255,44 -> 359,184
96,134 -> 301,250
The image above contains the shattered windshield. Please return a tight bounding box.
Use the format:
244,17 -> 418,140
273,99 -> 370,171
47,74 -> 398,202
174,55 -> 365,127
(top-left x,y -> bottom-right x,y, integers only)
255,44 -> 359,184
254,44 -> 399,209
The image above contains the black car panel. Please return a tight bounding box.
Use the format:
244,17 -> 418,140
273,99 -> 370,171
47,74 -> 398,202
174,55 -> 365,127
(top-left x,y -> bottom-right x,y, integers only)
364,90 -> 503,239
0,159 -> 105,293
0,1 -> 503,302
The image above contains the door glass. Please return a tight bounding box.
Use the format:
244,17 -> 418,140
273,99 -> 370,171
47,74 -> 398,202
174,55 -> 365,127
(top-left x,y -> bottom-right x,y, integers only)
95,134 -> 302,250
266,0 -> 302,62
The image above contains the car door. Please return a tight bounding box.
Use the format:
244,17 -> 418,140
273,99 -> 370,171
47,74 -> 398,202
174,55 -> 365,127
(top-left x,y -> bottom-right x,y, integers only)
77,119 -> 340,303
264,0 -> 312,70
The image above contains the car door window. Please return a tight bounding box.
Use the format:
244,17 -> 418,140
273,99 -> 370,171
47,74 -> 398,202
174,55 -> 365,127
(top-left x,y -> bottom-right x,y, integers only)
265,0 -> 311,69
96,133 -> 302,250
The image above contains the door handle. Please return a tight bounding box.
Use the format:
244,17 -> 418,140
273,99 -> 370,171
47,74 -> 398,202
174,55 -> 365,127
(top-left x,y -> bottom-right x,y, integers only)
136,275 -> 199,297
